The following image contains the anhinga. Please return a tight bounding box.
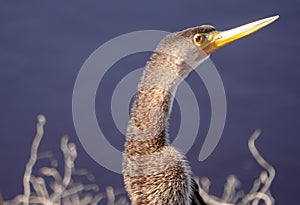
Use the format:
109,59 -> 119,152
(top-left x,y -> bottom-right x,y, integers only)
122,15 -> 279,205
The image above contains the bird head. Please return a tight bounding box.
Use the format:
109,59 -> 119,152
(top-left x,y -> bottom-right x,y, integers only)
155,15 -> 279,68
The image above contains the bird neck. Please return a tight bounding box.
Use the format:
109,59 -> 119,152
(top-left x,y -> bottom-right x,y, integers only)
125,52 -> 193,155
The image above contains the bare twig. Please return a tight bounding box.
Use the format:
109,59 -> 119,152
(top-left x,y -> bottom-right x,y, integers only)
23,114 -> 46,205
3,117 -> 275,205
196,129 -> 276,205
4,115 -> 128,205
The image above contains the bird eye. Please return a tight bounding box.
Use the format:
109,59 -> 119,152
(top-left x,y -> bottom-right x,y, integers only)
193,34 -> 205,45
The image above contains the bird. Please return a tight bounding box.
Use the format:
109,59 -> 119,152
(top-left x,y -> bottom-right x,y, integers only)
122,15 -> 279,205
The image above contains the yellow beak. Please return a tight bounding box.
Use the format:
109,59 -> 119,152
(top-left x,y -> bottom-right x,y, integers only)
208,15 -> 279,52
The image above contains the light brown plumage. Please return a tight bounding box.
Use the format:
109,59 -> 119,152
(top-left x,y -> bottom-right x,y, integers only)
123,28 -> 205,205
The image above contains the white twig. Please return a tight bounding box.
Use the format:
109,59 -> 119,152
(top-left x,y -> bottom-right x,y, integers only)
4,117 -> 275,205
23,114 -> 46,205
196,129 -> 276,205
248,129 -> 276,205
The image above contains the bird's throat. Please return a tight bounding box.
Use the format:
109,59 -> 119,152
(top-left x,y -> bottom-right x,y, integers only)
125,52 -> 193,156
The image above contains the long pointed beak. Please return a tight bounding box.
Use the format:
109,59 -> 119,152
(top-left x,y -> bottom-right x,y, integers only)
213,15 -> 279,49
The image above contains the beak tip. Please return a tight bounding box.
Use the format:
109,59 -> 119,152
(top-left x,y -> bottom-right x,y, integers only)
270,15 -> 280,22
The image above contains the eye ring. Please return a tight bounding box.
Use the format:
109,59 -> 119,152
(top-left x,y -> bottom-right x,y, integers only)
193,33 -> 205,45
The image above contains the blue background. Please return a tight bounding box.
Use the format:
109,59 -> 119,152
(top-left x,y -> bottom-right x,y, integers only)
0,0 -> 299,204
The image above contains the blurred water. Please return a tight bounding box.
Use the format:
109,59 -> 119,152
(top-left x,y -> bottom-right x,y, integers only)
0,0 -> 299,203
